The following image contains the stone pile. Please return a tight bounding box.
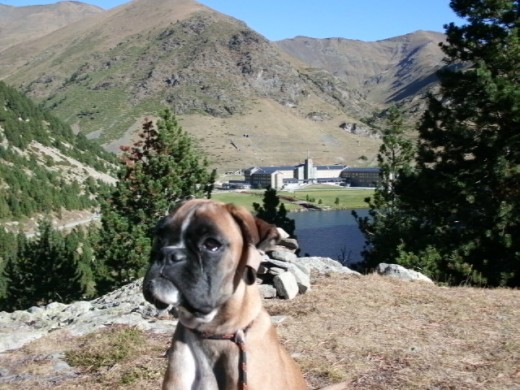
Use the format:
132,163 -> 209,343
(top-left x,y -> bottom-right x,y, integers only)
257,228 -> 359,300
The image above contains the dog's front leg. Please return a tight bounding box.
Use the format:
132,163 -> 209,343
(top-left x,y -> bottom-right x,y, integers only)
162,338 -> 198,390
163,334 -> 219,390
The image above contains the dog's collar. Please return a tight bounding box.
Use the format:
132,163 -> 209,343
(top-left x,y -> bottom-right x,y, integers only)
191,322 -> 253,390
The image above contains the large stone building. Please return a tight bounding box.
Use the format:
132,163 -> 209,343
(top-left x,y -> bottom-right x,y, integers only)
240,159 -> 380,189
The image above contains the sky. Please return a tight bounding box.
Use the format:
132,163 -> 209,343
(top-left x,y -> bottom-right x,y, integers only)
1,0 -> 466,42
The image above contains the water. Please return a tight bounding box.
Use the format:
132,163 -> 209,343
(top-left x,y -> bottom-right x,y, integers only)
288,209 -> 369,265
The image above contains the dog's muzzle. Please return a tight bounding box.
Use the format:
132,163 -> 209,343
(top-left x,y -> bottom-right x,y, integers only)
160,246 -> 187,266
143,274 -> 180,310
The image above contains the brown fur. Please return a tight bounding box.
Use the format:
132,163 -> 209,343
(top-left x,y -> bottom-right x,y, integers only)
144,200 -> 307,390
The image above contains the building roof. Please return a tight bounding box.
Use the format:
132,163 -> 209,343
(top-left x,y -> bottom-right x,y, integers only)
316,165 -> 347,170
248,164 -> 373,176
251,166 -> 291,175
341,167 -> 380,173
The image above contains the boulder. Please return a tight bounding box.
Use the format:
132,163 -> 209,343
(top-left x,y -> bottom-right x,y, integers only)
270,250 -> 298,263
258,284 -> 277,299
268,267 -> 286,276
297,257 -> 361,275
276,227 -> 290,240
273,272 -> 299,300
264,259 -> 311,294
0,278 -> 175,353
375,263 -> 434,283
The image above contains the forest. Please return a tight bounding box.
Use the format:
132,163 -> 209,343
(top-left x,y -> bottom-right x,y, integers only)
0,81 -> 118,310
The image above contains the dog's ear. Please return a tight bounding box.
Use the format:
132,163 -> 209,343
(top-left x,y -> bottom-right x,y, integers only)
225,204 -> 281,285
225,203 -> 280,250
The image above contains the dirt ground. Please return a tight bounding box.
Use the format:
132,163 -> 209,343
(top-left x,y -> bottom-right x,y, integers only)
1,273 -> 519,389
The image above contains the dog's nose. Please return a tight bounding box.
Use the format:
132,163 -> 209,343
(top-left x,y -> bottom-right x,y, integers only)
160,246 -> 186,265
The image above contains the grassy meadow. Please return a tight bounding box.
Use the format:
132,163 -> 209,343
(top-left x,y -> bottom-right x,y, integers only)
212,185 -> 373,212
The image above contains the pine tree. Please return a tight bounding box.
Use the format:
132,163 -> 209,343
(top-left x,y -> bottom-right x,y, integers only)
0,228 -> 17,301
0,234 -> 27,311
63,228 -> 98,299
96,109 -> 216,291
354,106 -> 415,270
382,0 -> 520,285
253,187 -> 296,237
1,221 -> 84,311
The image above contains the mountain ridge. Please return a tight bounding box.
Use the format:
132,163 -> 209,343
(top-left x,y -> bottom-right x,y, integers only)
0,0 -> 446,171
275,30 -> 445,104
0,1 -> 103,54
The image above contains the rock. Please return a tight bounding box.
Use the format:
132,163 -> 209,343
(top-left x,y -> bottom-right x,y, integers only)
263,258 -> 292,269
269,250 -> 298,263
270,315 -> 287,325
268,267 -> 286,276
263,259 -> 311,293
276,227 -> 290,240
258,284 -> 277,299
273,272 -> 299,300
63,301 -> 92,316
0,278 -> 172,353
257,264 -> 269,275
297,257 -> 361,275
375,263 -> 434,283
278,237 -> 299,251
273,244 -> 297,254
0,330 -> 47,353
293,262 -> 311,276
0,250 -> 360,354
289,265 -> 311,294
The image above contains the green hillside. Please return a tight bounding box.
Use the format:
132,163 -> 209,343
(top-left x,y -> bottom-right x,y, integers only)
0,81 -> 117,221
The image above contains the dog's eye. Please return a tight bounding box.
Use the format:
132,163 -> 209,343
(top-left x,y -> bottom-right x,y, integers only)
202,238 -> 222,252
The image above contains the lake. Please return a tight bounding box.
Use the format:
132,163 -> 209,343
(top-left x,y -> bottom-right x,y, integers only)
288,209 -> 369,266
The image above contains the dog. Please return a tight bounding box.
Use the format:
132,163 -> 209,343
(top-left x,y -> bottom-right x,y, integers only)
143,199 -> 307,390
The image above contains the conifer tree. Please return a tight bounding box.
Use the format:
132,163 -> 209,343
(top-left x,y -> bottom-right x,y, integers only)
0,228 -> 17,301
1,221 -> 84,311
375,0 -> 520,285
253,187 -> 296,237
354,106 -> 415,269
96,109 -> 215,291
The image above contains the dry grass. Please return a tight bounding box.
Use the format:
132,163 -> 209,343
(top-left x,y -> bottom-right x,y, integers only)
267,273 -> 520,390
1,274 -> 519,389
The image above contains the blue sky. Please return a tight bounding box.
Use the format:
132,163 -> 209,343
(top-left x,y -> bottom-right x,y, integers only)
1,0 -> 465,41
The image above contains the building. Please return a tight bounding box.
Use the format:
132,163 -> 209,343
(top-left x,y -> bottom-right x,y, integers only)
294,158 -> 318,183
241,158 -> 379,189
340,167 -> 381,187
245,166 -> 294,189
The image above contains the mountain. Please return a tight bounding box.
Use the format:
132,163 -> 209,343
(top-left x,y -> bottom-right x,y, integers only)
275,31 -> 446,120
0,81 -> 116,222
0,2 -> 103,53
0,0 -> 446,171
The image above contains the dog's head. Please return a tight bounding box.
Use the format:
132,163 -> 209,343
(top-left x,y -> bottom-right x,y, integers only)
142,199 -> 279,327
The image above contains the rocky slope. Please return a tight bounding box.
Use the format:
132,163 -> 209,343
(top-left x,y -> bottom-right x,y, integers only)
0,256 -> 355,354
276,31 -> 445,122
4,262 -> 513,390
1,0 -> 380,170
276,31 -> 445,104
0,0 -> 446,171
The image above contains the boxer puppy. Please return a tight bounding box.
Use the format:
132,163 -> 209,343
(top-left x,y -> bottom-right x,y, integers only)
143,199 -> 307,390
